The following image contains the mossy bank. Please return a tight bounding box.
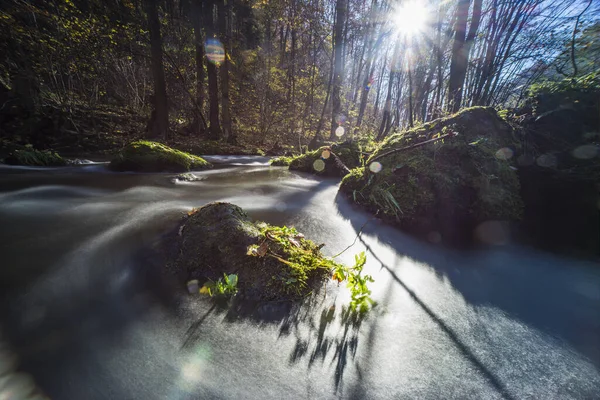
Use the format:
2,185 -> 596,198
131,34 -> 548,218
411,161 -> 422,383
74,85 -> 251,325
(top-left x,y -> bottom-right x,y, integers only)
340,107 -> 523,244
110,140 -> 212,172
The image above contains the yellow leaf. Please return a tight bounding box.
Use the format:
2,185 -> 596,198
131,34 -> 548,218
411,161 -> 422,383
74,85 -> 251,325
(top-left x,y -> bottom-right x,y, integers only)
199,286 -> 210,295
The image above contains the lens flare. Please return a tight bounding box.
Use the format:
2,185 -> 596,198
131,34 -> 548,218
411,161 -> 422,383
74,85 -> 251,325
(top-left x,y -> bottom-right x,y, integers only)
187,280 -> 199,294
321,150 -> 331,159
572,144 -> 598,160
335,126 -> 345,137
313,159 -> 325,172
475,220 -> 510,245
336,114 -> 347,125
536,154 -> 557,168
517,154 -> 535,166
369,161 -> 382,173
205,38 -> 225,64
495,147 -> 513,160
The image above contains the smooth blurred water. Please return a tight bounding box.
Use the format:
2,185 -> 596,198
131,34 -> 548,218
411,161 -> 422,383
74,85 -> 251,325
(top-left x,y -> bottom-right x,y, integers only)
0,159 -> 598,399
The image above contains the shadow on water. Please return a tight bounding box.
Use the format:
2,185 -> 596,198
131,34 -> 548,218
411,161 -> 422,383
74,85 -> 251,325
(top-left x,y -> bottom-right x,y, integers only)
359,235 -> 517,400
281,298 -> 365,392
334,191 -> 600,369
180,285 -> 368,394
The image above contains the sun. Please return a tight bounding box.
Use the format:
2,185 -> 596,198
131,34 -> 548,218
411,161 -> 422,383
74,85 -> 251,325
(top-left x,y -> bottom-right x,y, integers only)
393,1 -> 430,36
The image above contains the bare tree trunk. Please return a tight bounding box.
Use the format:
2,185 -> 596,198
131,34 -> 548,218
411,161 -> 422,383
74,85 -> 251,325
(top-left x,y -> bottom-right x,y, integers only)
310,51 -> 334,150
571,0 -> 593,77
145,0 -> 169,139
377,40 -> 401,141
373,49 -> 389,119
219,0 -> 233,143
204,0 -> 222,140
407,57 -> 414,128
329,0 -> 347,140
447,0 -> 471,113
192,0 -> 207,133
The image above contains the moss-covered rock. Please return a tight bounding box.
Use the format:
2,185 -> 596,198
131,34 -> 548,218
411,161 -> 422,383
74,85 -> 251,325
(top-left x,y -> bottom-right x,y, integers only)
169,202 -> 342,301
288,142 -> 362,177
4,147 -> 66,166
110,140 -> 212,172
340,107 -> 523,244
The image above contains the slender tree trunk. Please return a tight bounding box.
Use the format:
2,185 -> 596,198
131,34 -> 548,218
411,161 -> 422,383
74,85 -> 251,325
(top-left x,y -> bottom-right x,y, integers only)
356,32 -> 386,131
145,0 -> 169,139
192,0 -> 206,133
571,0 -> 593,77
310,50 -> 335,149
407,59 -> 414,128
377,41 -> 400,141
447,0 -> 471,113
329,0 -> 347,140
373,50 -> 389,119
204,0 -> 222,139
219,0 -> 233,143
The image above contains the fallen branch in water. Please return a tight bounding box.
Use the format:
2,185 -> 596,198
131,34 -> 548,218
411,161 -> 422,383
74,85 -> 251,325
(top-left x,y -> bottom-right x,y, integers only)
326,147 -> 352,175
369,131 -> 458,164
332,212 -> 378,259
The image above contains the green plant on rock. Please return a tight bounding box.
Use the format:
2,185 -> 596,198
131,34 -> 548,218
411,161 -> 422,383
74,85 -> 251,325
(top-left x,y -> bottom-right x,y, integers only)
248,224 -> 340,295
246,224 -> 375,310
368,184 -> 403,219
200,273 -> 238,297
332,251 -> 374,313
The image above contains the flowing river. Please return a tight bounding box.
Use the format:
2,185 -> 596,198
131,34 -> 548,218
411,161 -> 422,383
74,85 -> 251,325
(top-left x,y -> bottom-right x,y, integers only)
0,156 -> 599,399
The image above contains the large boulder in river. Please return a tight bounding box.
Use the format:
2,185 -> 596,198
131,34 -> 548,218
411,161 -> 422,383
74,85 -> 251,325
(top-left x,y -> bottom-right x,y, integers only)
110,140 -> 212,172
340,107 -> 523,245
168,202 -> 340,300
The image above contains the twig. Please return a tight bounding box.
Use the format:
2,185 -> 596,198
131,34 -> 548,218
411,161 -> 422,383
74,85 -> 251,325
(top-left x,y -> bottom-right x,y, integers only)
332,213 -> 378,259
369,132 -> 458,164
327,148 -> 352,174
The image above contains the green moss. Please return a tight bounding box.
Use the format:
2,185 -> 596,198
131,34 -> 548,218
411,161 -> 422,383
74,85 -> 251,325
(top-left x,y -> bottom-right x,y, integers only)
4,147 -> 66,166
110,140 -> 212,172
251,224 -> 342,296
270,156 -> 293,166
340,107 -> 523,242
527,71 -> 600,98
340,167 -> 366,192
171,202 -> 343,301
